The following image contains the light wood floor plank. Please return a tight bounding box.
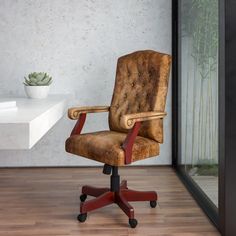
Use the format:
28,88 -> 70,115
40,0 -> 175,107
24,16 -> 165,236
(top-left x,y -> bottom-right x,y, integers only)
0,167 -> 220,236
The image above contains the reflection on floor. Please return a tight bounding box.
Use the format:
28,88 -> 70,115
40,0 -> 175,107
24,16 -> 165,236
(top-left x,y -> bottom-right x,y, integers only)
0,167 -> 220,236
192,175 -> 218,207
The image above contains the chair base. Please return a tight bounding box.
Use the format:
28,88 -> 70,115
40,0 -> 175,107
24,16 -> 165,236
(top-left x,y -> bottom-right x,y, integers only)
78,180 -> 158,228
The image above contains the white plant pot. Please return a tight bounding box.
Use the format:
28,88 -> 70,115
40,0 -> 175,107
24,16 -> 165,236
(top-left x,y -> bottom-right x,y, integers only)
24,85 -> 50,99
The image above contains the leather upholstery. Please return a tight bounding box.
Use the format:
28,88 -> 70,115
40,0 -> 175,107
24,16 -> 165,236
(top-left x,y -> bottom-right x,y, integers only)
66,50 -> 171,166
109,50 -> 171,143
66,131 -> 159,166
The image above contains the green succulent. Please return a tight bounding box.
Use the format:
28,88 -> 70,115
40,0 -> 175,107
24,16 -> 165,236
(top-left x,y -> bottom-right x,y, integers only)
24,72 -> 53,86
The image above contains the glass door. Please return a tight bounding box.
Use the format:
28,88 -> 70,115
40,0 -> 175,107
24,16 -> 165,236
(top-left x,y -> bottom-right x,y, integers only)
178,0 -> 219,209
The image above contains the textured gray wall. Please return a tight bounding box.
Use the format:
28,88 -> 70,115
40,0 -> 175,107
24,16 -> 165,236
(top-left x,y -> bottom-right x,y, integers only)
0,0 -> 172,167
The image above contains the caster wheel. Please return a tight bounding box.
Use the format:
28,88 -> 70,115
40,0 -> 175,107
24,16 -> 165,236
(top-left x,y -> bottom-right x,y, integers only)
80,194 -> 87,202
77,213 -> 87,222
129,218 -> 138,228
150,200 -> 157,208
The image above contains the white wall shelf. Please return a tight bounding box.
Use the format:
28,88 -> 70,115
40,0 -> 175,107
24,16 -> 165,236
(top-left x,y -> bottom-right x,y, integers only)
0,95 -> 68,150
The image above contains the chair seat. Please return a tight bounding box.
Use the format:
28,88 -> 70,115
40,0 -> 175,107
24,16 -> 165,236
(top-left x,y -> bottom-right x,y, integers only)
66,131 -> 159,166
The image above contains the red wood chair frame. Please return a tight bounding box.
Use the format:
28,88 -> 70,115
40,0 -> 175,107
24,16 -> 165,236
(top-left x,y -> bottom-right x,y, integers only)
70,113 -> 158,225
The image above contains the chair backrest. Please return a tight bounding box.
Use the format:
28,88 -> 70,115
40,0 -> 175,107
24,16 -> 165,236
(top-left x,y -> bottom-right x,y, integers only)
109,50 -> 171,143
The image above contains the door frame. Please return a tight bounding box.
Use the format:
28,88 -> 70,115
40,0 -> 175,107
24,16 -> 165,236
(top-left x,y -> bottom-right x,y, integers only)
171,0 -> 228,233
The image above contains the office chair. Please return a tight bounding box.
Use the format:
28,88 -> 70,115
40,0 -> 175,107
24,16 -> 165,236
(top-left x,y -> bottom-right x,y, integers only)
66,50 -> 171,228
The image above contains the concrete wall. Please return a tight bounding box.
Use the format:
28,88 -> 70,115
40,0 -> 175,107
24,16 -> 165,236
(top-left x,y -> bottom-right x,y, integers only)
0,0 -> 172,167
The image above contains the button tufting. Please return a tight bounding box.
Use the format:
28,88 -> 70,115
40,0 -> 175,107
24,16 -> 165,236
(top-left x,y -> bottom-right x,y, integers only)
108,51 -> 170,145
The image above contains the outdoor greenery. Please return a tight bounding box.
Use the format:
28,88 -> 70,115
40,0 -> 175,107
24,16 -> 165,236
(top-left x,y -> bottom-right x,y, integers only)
181,0 -> 219,169
188,160 -> 218,177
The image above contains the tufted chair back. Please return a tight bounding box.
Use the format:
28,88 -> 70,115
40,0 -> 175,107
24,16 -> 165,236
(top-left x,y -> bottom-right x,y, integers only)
109,50 -> 171,143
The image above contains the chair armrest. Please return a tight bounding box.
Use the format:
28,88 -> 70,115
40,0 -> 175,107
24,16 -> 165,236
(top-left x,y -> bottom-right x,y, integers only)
68,106 -> 110,120
120,111 -> 167,129
121,111 -> 166,164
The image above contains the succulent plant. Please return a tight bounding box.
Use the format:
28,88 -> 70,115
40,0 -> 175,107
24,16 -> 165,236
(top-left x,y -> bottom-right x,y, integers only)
24,72 -> 53,86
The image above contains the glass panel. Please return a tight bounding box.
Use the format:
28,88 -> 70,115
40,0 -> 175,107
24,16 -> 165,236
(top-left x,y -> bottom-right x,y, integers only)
180,0 -> 219,207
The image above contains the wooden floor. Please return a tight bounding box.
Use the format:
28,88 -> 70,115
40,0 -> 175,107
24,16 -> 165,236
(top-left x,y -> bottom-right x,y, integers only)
0,167 -> 220,236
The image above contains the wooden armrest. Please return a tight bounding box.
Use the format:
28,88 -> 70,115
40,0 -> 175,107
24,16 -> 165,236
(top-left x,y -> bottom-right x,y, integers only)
68,106 -> 110,120
120,111 -> 167,129
121,111 -> 166,164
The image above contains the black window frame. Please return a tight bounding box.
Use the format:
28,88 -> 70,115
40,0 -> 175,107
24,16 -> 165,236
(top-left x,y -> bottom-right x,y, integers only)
172,0 -> 236,235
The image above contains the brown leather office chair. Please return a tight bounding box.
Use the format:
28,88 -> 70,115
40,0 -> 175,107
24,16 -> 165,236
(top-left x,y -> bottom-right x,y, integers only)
66,50 -> 171,228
